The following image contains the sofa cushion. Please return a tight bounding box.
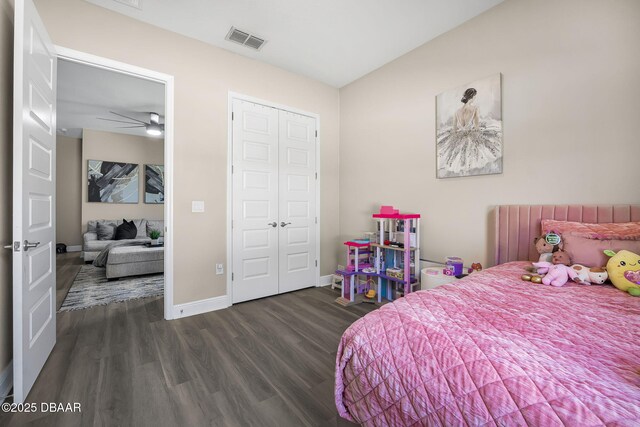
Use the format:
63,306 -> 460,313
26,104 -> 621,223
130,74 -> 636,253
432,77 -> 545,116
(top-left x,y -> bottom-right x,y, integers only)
146,220 -> 164,237
115,219 -> 138,240
97,222 -> 117,240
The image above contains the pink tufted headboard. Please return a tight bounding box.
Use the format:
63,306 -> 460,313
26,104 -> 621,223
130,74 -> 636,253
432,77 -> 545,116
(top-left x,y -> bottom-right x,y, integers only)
493,204 -> 640,265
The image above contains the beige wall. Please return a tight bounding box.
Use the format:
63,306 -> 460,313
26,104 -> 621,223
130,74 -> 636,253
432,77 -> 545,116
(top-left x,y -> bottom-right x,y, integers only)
34,0 -> 341,304
56,136 -> 82,246
339,0 -> 640,268
0,0 -> 11,383
81,129 -> 164,231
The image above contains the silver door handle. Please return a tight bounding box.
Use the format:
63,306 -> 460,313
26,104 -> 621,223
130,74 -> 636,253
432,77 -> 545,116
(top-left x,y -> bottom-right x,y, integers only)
267,222 -> 278,228
280,222 -> 291,227
23,240 -> 40,251
3,245 -> 12,249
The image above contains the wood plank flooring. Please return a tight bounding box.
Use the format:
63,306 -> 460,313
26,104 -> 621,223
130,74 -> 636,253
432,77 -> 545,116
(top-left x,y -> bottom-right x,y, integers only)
55,252 -> 84,310
2,256 -> 377,426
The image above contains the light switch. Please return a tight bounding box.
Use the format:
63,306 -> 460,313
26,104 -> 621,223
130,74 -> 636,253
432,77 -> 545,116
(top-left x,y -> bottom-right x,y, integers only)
216,264 -> 224,275
192,200 -> 205,213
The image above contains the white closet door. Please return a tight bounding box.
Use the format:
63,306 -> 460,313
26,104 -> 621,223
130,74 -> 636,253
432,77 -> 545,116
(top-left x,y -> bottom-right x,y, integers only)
232,100 -> 280,303
277,111 -> 317,293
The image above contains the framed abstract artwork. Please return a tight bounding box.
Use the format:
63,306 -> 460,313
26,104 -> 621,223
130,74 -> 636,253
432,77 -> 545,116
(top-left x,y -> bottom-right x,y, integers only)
144,164 -> 165,204
436,73 -> 503,178
87,160 -> 139,203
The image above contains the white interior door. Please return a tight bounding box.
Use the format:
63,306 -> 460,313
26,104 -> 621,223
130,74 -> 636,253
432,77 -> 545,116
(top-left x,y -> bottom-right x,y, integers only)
232,100 -> 280,303
12,0 -> 57,403
277,111 -> 317,293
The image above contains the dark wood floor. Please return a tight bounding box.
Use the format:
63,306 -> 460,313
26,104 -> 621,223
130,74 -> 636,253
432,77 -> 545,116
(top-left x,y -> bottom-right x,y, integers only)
2,256 -> 377,426
56,252 -> 84,310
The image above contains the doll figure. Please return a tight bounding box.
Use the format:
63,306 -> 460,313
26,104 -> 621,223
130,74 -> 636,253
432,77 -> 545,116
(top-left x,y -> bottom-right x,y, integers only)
533,234 -> 560,263
533,250 -> 580,287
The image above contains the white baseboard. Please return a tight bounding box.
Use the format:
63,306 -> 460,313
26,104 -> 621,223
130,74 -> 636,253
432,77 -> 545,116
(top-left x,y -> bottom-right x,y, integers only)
0,360 -> 12,402
172,295 -> 230,319
319,274 -> 332,286
66,245 -> 82,253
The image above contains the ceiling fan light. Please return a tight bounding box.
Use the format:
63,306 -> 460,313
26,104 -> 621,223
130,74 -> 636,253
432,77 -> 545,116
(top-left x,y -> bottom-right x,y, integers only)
146,123 -> 162,136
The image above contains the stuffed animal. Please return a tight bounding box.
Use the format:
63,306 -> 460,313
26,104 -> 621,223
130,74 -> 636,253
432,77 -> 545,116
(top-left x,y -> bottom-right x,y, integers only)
604,250 -> 640,296
571,264 -> 591,285
533,250 -> 580,287
587,267 -> 608,285
533,233 -> 561,263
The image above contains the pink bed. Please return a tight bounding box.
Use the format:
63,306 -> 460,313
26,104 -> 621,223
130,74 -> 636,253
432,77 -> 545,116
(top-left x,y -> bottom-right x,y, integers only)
335,204 -> 640,426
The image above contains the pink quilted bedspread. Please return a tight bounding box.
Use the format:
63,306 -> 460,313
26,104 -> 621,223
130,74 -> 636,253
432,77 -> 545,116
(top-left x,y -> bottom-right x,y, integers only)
335,262 -> 640,426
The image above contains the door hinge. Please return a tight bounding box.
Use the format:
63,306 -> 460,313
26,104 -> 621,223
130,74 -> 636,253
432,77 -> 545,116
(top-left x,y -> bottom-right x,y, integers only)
315,172 -> 318,180
232,111 -> 234,121
231,165 -> 234,174
231,220 -> 234,228
315,260 -> 318,267
315,217 -> 318,224
232,272 -> 234,281
315,130 -> 317,138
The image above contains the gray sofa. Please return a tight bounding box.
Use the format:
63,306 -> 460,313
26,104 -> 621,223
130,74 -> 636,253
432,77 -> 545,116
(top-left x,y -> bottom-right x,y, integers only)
83,218 -> 164,262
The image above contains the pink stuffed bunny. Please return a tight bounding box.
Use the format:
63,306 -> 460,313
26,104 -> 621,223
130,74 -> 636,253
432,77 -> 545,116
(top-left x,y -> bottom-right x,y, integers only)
532,250 -> 580,287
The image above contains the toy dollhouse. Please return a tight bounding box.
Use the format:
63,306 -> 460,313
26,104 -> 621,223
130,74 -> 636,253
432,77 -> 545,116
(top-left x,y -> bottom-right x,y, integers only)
336,206 -> 421,305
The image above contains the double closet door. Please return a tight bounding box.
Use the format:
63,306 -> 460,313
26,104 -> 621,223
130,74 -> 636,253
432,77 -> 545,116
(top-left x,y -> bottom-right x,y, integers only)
232,99 -> 317,303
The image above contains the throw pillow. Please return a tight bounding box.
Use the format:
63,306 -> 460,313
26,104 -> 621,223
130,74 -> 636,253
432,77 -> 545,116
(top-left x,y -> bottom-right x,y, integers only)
115,219 -> 138,240
96,222 -> 116,240
562,234 -> 640,267
541,219 -> 640,240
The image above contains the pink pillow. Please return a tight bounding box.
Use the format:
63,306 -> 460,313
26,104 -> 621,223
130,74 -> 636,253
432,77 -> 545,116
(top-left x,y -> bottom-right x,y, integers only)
562,234 -> 640,267
541,219 -> 640,240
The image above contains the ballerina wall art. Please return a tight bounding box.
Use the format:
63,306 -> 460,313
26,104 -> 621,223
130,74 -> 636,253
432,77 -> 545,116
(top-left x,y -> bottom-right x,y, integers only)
435,73 -> 503,178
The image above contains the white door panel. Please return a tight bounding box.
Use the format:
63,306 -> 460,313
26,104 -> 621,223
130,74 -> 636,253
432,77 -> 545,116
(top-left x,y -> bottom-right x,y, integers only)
278,111 -> 316,293
232,100 -> 279,303
13,0 -> 57,403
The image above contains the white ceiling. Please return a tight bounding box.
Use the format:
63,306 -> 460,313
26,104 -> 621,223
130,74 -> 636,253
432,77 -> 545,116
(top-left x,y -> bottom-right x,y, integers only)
85,0 -> 504,88
57,59 -> 165,138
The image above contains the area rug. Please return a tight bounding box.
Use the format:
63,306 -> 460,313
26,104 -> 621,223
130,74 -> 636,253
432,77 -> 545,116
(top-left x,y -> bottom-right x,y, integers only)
59,264 -> 163,312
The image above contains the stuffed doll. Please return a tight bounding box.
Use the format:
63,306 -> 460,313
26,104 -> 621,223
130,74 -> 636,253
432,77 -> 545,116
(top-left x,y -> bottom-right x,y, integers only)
604,250 -> 640,296
533,233 -> 561,263
533,250 -> 580,287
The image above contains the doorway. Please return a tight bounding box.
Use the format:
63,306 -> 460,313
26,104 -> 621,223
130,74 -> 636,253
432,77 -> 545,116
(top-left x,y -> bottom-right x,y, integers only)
228,93 -> 320,304
55,57 -> 166,313
55,46 -> 175,319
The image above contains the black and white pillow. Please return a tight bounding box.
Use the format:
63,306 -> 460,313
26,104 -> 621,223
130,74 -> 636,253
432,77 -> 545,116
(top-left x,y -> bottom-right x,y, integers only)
115,219 -> 138,240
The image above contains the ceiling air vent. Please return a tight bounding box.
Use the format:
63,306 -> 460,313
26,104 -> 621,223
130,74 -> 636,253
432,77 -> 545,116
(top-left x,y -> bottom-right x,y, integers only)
225,27 -> 267,51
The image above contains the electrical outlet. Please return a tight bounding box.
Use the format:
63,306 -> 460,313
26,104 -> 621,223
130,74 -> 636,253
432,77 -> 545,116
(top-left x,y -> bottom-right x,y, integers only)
216,264 -> 224,275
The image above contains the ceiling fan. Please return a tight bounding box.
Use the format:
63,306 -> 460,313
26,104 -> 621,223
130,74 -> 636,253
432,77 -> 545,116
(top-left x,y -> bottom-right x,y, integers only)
97,111 -> 164,136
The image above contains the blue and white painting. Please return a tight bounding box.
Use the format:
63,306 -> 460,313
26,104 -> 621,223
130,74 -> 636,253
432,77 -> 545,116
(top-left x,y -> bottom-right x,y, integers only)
87,160 -> 139,203
436,73 -> 503,178
144,164 -> 164,204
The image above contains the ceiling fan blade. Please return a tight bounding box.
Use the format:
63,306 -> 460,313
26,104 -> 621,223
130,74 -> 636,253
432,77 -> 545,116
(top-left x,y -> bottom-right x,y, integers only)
115,125 -> 146,128
97,117 -> 140,124
109,111 -> 149,124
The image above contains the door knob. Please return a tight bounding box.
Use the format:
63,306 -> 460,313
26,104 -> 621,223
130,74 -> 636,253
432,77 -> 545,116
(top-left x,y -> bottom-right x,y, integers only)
267,222 -> 278,228
23,240 -> 40,251
280,222 -> 291,227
